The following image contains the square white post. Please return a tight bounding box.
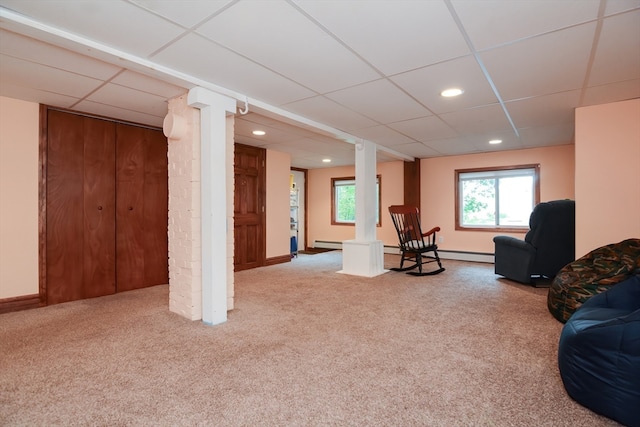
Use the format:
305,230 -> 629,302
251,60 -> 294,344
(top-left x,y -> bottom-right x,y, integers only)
340,140 -> 386,277
187,87 -> 236,325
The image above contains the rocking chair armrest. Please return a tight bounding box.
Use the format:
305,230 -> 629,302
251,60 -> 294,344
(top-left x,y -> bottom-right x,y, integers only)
422,226 -> 441,237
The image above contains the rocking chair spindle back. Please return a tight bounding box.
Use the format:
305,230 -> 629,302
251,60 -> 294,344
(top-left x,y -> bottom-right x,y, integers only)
389,205 -> 445,276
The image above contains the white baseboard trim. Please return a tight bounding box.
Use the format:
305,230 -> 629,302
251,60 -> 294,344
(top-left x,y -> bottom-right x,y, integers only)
437,250 -> 494,263
312,240 -> 494,264
312,240 -> 343,250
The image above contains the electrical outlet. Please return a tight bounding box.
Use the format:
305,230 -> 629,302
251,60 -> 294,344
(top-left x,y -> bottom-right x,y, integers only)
439,236 -> 444,243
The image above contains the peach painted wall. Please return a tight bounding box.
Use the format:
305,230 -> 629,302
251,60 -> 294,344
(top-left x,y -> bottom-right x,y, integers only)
307,160 -> 404,247
421,144 -> 575,254
0,96 -> 39,299
266,149 -> 292,259
575,98 -> 640,257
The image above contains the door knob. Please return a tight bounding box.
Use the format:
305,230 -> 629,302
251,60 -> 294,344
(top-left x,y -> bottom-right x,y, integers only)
97,206 -> 103,210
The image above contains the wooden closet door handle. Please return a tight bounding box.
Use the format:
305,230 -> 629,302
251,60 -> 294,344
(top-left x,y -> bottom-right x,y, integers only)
97,206 -> 103,210
128,206 -> 133,211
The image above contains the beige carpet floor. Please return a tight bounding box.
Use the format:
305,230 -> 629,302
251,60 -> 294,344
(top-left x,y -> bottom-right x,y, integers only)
0,252 -> 619,426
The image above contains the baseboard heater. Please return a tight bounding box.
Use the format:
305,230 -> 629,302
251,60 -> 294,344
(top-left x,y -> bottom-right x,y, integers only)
312,240 -> 494,263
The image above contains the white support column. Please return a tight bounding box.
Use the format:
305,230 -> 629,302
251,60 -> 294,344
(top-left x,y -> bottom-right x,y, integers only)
340,140 -> 386,277
187,87 -> 236,325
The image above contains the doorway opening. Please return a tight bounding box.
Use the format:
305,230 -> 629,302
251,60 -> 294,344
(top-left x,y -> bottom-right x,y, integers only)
290,168 -> 306,256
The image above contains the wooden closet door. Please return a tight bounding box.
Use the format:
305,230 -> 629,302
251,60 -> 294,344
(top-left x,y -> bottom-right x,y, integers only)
83,118 -> 116,298
47,111 -> 84,304
46,110 -> 116,304
142,127 -> 169,286
116,124 -> 168,291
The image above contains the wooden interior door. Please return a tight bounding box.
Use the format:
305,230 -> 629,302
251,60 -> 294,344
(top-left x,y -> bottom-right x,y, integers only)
234,144 -> 265,271
46,110 -> 116,304
115,123 -> 168,291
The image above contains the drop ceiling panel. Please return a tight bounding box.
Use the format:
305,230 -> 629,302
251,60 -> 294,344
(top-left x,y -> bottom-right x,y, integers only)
506,90 -> 581,129
130,0 -> 234,28
153,33 -> 315,105
452,0 -> 600,50
321,141 -> 356,156
605,0 -> 640,15
284,96 -> 378,131
293,158 -> 323,169
348,125 -> 415,147
293,0 -> 470,75
238,115 -> 324,140
258,136 -> 316,155
255,143 -> 316,158
0,0 -> 185,57
235,119 -> 309,144
518,124 -> 575,148
325,79 -> 430,124
467,129 -> 522,151
582,79 -> 640,106
196,0 -> 380,93
0,54 -> 103,98
429,135 -> 503,155
287,137 -> 343,154
377,152 -> 399,163
439,104 -> 511,136
392,142 -> 442,158
588,10 -> 640,86
0,30 -> 123,80
298,156 -> 353,168
420,137 -> 475,156
233,133 -> 272,148
391,55 -> 498,114
111,70 -> 187,99
86,83 -> 169,118
481,22 -> 596,101
73,99 -> 164,128
0,81 -> 79,107
281,139 -> 354,166
387,115 -> 457,143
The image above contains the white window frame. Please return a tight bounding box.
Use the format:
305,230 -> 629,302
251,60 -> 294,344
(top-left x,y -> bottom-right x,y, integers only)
331,175 -> 381,226
455,165 -> 540,232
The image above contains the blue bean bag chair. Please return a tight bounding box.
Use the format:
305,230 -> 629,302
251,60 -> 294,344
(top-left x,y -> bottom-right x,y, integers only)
558,275 -> 640,427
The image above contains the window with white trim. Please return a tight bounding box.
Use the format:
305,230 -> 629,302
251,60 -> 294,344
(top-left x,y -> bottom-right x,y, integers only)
455,165 -> 540,231
331,176 -> 381,226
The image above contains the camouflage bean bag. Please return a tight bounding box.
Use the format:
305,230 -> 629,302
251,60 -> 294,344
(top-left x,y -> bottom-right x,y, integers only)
547,238 -> 640,323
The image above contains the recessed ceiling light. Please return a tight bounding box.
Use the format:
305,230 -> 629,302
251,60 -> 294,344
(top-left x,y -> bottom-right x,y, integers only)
252,130 -> 266,136
322,158 -> 331,163
441,88 -> 464,97
489,139 -> 502,145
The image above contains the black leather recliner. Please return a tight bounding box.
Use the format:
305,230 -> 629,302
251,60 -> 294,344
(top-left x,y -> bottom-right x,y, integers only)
493,200 -> 575,284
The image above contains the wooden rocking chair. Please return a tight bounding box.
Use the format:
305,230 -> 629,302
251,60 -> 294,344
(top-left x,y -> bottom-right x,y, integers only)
389,205 -> 445,276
